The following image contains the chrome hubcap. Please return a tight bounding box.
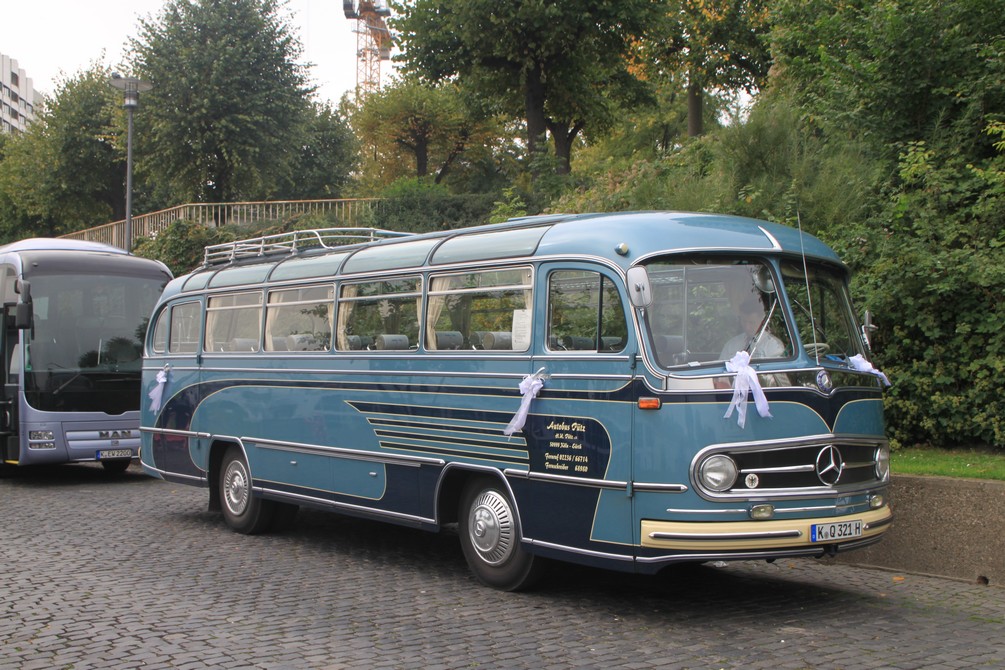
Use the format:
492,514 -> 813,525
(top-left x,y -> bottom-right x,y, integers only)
223,460 -> 249,515
468,489 -> 514,565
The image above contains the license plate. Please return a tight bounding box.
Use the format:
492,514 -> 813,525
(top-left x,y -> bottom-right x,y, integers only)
811,519 -> 863,542
97,449 -> 133,460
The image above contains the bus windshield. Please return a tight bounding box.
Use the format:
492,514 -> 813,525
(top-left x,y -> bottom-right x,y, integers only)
779,260 -> 865,360
22,271 -> 167,413
644,258 -> 793,368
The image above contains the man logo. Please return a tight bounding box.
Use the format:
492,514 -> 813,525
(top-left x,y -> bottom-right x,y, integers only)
99,430 -> 134,439
815,445 -> 844,486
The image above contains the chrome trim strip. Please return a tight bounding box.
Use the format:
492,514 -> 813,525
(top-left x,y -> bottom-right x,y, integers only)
666,507 -> 749,514
140,426 -> 212,439
141,462 -> 206,483
256,485 -> 437,526
632,482 -> 689,493
636,546 -> 835,565
251,437 -> 445,468
525,538 -> 635,563
740,464 -> 815,474
649,529 -> 803,541
504,468 -> 627,490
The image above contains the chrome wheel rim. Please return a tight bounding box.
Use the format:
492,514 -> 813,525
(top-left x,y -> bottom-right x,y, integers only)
223,459 -> 250,516
468,489 -> 514,566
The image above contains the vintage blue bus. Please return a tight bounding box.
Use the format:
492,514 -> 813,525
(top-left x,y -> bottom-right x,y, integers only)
140,212 -> 892,590
2,239 -> 172,471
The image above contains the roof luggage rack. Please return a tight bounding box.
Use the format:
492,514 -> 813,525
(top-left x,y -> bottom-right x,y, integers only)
203,227 -> 414,265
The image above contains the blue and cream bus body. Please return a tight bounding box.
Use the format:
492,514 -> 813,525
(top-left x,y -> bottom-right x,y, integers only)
140,212 -> 892,589
1,239 -> 172,471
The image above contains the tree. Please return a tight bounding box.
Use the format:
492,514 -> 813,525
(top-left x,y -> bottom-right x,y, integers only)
130,0 -> 313,204
352,79 -> 500,190
278,100 -> 359,199
640,1 -> 772,137
392,0 -> 660,174
0,65 -> 122,240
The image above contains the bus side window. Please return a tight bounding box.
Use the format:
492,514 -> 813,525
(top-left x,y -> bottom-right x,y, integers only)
151,308 -> 168,354
168,302 -> 202,354
548,270 -> 627,352
336,277 -> 421,351
425,268 -> 533,351
264,285 -> 333,352
205,292 -> 263,353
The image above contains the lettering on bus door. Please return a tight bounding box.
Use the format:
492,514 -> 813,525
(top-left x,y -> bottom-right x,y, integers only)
514,265 -> 635,551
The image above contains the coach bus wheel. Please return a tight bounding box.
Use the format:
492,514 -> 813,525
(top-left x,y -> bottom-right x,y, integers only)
458,477 -> 544,591
219,446 -> 274,534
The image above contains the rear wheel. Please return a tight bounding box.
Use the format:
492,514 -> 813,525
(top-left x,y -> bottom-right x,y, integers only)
458,477 -> 544,591
219,446 -> 274,534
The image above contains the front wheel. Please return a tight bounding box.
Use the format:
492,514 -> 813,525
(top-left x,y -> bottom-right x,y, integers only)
458,477 -> 544,591
219,446 -> 275,534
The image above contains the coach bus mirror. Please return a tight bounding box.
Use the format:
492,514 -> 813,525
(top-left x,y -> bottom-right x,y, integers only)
626,266 -> 653,308
861,310 -> 877,351
14,279 -> 32,330
753,266 -> 775,294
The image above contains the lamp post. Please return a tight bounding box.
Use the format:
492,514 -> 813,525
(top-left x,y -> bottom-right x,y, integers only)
110,73 -> 152,252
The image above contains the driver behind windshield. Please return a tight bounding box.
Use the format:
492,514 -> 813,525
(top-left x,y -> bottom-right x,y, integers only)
720,297 -> 785,360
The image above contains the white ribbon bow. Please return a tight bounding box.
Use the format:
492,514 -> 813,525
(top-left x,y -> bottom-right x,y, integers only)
503,369 -> 547,437
848,354 -> 891,386
148,367 -> 170,413
723,351 -> 772,428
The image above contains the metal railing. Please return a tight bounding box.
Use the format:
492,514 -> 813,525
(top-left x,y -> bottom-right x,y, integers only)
60,198 -> 382,250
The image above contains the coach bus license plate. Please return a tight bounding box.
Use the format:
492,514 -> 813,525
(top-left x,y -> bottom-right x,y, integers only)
97,449 -> 132,460
811,520 -> 863,542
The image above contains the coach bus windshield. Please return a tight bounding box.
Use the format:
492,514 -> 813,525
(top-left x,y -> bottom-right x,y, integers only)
21,271 -> 167,413
644,257 -> 864,369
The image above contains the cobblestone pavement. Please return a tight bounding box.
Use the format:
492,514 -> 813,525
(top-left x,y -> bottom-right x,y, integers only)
1,464 -> 1003,670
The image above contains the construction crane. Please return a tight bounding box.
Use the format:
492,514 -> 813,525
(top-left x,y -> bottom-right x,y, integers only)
343,0 -> 392,99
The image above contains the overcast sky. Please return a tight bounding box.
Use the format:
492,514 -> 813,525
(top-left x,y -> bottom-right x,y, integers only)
2,0 -> 392,103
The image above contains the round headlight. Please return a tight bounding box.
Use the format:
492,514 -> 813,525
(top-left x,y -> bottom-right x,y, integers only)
699,454 -> 738,492
875,445 -> 890,481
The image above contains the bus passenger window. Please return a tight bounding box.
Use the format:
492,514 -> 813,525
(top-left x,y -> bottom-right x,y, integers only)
265,285 -> 333,352
205,292 -> 263,353
425,268 -> 533,351
548,270 -> 627,352
151,308 -> 168,354
168,302 -> 201,354
336,278 -> 421,351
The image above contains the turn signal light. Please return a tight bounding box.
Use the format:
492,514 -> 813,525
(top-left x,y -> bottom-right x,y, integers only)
638,397 -> 662,410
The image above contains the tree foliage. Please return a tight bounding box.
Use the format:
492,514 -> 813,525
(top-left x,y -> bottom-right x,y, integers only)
640,0 -> 772,136
352,79 -> 500,191
392,0 -> 659,174
130,0 -> 313,203
0,66 -> 122,240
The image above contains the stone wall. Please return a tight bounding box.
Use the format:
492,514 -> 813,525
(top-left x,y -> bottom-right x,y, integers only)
834,474 -> 1005,586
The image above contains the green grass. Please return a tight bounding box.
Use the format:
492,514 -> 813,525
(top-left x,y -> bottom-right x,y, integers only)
892,447 -> 1005,481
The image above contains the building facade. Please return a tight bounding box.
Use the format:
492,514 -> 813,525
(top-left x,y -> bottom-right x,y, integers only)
1,52 -> 38,134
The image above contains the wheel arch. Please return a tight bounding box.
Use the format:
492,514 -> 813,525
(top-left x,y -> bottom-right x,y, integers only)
435,464 -> 525,536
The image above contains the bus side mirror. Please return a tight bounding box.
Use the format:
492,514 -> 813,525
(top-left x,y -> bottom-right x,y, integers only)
626,266 -> 653,308
14,279 -> 32,330
861,309 -> 877,351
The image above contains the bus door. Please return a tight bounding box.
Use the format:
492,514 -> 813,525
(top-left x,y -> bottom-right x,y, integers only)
0,267 -> 24,463
518,264 -> 637,556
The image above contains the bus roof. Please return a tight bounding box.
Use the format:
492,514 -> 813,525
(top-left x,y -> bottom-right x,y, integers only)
171,211 -> 843,296
0,238 -> 132,255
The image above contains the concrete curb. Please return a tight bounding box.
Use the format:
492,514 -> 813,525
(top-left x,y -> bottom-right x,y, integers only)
834,474 -> 1004,586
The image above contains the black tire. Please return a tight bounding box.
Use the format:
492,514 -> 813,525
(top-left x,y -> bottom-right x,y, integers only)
100,459 -> 132,473
218,446 -> 275,534
458,477 -> 544,591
